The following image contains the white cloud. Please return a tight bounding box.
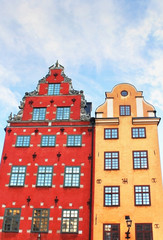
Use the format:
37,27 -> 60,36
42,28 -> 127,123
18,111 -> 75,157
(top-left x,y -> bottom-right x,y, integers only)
0,63 -> 21,116
0,0 -> 124,65
1,0 -> 163,110
0,86 -> 19,111
0,0 -> 159,74
149,89 -> 163,110
0,64 -> 20,85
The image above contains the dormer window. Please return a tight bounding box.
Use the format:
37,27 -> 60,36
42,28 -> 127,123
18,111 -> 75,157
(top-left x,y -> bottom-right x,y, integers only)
48,84 -> 60,95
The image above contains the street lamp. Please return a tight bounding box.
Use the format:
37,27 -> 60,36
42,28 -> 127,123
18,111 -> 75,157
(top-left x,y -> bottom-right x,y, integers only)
125,216 -> 132,239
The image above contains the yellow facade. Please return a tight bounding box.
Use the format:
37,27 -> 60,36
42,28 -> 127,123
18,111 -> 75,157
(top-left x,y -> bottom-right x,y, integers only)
93,83 -> 163,240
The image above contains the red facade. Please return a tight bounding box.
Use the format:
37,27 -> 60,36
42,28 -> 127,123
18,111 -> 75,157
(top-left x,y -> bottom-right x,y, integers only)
0,63 -> 93,240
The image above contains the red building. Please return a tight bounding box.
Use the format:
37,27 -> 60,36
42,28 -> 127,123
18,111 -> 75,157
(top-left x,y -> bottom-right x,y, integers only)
0,62 -> 94,240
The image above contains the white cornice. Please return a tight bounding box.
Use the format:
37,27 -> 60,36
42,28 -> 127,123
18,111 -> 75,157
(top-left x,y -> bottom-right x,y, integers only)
95,118 -> 119,125
132,117 -> 161,125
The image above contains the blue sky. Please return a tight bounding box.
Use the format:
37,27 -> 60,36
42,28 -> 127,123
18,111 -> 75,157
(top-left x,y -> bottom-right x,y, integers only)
0,0 -> 163,176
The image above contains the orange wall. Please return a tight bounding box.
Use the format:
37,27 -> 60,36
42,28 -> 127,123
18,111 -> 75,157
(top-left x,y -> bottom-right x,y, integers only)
93,83 -> 163,240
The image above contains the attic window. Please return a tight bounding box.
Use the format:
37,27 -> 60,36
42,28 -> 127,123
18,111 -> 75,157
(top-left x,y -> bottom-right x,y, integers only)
121,90 -> 128,97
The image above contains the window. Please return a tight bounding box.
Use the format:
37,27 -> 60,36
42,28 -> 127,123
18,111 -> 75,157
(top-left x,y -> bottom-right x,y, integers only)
67,135 -> 82,146
61,209 -> 79,233
104,128 -> 118,139
133,151 -> 148,169
31,209 -> 49,233
36,166 -> 53,187
41,135 -> 56,147
16,136 -> 30,147
135,186 -> 150,206
104,152 -> 119,170
64,166 -> 80,187
9,166 -> 26,186
48,83 -> 60,95
121,90 -> 128,97
104,186 -> 120,206
103,224 -> 120,240
56,107 -> 70,120
135,224 -> 153,240
132,128 -> 146,138
32,108 -> 46,121
3,208 -> 21,232
120,105 -> 131,116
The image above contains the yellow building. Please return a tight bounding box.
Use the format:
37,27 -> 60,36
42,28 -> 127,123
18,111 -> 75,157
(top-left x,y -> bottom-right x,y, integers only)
93,83 -> 163,240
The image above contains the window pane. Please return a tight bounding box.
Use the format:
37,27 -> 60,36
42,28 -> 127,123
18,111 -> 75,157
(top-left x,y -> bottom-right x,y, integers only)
41,135 -> 56,147
132,128 -> 145,138
135,186 -> 150,206
16,136 -> 30,147
64,166 -> 80,187
120,105 -> 131,116
136,224 -> 153,240
48,84 -> 60,95
120,106 -> 125,115
72,174 -> 80,186
23,136 -> 30,146
61,210 -> 78,233
33,108 -> 46,121
112,129 -> 118,138
104,224 -> 120,240
56,107 -> 70,120
67,135 -> 82,146
67,135 -> 74,146
133,151 -> 148,169
37,166 -> 53,187
31,209 -> 49,233
104,186 -> 120,206
41,136 -> 48,146
105,152 -> 119,170
10,166 -> 26,186
3,209 -> 21,232
139,128 -> 145,137
105,129 -> 118,139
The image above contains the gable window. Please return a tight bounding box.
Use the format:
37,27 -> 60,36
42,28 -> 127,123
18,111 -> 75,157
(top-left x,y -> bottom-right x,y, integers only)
16,136 -> 30,147
133,151 -> 148,169
9,166 -> 26,186
104,186 -> 120,206
121,90 -> 128,97
41,135 -> 56,147
31,209 -> 49,233
64,166 -> 80,187
135,223 -> 153,240
67,135 -> 82,146
103,224 -> 120,240
135,186 -> 150,206
36,166 -> 53,187
32,108 -> 46,121
104,152 -> 119,170
132,128 -> 146,138
104,128 -> 118,139
48,83 -> 60,95
56,107 -> 70,120
3,208 -> 21,232
120,105 -> 131,116
61,209 -> 79,233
